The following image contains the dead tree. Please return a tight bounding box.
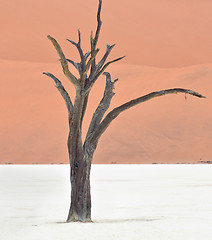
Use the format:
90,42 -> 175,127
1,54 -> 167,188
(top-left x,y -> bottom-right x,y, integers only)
43,0 -> 205,222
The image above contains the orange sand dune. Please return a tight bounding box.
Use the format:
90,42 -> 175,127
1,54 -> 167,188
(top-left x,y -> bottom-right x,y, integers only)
0,0 -> 211,164
1,0 -> 212,67
0,59 -> 211,164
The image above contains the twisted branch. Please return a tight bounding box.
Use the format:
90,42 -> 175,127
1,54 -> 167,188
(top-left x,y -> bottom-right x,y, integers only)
91,0 -> 103,52
90,0 -> 103,79
89,88 -> 206,146
43,72 -> 73,118
47,35 -> 78,87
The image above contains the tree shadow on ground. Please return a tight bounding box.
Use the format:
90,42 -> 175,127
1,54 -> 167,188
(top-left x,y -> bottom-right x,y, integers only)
56,216 -> 164,224
93,217 -> 164,224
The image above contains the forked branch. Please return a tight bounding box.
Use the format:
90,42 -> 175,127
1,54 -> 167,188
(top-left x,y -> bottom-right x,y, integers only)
85,72 -> 118,143
96,43 -> 116,71
66,29 -> 85,72
81,49 -> 99,85
89,88 -> 205,145
66,59 -> 81,73
96,56 -> 125,79
85,56 -> 125,94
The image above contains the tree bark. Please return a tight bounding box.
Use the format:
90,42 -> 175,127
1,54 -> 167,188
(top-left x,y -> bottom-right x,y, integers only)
67,156 -> 92,222
66,90 -> 93,222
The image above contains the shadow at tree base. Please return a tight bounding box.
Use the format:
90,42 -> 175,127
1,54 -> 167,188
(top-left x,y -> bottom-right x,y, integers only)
93,217 -> 164,224
56,217 -> 164,224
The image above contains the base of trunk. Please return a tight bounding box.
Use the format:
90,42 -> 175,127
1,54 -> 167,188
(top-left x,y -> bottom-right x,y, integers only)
67,208 -> 92,222
66,217 -> 92,223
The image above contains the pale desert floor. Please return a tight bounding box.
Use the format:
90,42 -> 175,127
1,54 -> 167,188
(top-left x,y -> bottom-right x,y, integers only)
1,0 -> 212,164
0,164 -> 212,240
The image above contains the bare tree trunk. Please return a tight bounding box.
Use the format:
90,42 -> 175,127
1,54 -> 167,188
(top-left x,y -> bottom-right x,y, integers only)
67,163 -> 92,222
66,138 -> 93,222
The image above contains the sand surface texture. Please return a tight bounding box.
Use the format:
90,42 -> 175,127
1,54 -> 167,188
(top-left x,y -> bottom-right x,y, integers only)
0,0 -> 211,164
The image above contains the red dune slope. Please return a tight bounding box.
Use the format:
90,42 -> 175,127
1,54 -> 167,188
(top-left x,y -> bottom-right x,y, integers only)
0,0 -> 211,163
0,60 -> 210,164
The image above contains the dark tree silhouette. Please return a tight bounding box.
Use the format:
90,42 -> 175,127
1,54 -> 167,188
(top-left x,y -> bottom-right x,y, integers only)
43,0 -> 205,222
